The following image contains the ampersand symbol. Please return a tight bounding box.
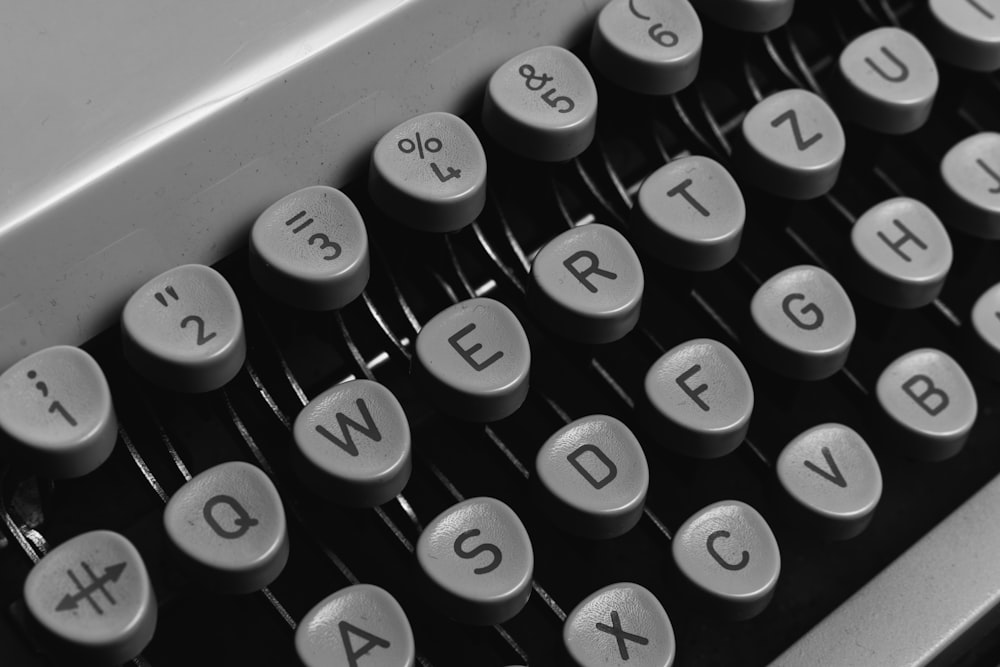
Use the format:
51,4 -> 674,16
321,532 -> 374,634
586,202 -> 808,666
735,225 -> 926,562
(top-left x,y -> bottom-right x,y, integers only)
518,63 -> 554,91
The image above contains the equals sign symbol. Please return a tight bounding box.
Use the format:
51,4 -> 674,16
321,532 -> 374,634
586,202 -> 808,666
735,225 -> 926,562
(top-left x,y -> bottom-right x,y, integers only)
154,286 -> 179,307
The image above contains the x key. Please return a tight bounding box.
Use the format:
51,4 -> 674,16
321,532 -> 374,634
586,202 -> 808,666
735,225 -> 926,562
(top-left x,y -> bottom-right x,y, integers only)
596,610 -> 649,659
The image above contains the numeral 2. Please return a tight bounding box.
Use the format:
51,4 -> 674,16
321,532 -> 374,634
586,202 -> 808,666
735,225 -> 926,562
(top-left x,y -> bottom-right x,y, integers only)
180,315 -> 218,345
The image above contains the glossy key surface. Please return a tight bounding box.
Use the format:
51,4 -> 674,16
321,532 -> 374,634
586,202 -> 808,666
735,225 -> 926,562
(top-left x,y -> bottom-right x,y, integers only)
940,132 -> 1000,239
972,282 -> 1000,380
925,0 -> 1000,71
690,0 -> 794,33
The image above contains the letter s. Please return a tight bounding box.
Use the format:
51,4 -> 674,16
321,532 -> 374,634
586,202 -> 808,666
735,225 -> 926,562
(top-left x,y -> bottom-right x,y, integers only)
454,529 -> 502,574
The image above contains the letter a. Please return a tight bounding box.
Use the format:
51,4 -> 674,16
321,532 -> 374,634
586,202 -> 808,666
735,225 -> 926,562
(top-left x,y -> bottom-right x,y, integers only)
339,620 -> 391,667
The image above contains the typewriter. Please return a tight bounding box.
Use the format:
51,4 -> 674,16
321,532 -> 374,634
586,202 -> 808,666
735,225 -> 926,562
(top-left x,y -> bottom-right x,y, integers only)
3,0 -> 1000,664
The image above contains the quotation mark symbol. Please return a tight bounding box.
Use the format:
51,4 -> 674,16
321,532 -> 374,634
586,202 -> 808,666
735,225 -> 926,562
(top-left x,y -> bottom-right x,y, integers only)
154,286 -> 179,307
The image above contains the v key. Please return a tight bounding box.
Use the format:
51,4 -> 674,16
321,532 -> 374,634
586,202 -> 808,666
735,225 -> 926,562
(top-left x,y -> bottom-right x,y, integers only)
802,446 -> 847,488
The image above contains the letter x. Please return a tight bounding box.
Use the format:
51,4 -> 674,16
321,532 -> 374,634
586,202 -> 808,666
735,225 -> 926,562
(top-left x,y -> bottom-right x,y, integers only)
595,610 -> 649,660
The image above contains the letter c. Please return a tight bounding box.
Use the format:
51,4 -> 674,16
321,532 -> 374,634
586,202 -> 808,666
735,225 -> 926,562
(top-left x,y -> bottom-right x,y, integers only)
706,530 -> 749,571
781,293 -> 824,330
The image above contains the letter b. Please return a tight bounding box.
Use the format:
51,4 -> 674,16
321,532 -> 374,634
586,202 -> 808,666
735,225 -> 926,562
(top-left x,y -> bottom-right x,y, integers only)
902,374 -> 949,416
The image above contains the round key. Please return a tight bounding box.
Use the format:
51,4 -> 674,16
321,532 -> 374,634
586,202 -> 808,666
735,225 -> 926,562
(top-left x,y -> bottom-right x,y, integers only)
836,27 -> 938,134
563,582 -> 675,667
940,133 -> 1000,239
672,500 -> 780,619
163,461 -> 289,594
368,112 -> 487,233
416,497 -> 533,625
642,338 -> 753,458
876,349 -> 977,461
590,0 -> 702,95
249,186 -> 369,310
413,298 -> 531,422
24,530 -> 156,666
527,224 -> 643,344
630,156 -> 745,271
0,346 -> 116,478
295,584 -> 415,667
482,45 -> 598,162
850,197 -> 952,309
972,282 -> 1000,380
776,424 -> 882,540
925,0 -> 1000,71
292,380 -> 411,507
749,265 -> 856,380
121,264 -> 245,392
690,0 -> 794,33
735,89 -> 845,200
534,415 -> 649,539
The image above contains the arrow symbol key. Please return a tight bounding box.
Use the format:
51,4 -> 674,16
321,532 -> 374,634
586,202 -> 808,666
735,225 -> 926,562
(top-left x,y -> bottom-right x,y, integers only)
803,446 -> 848,488
56,561 -> 127,614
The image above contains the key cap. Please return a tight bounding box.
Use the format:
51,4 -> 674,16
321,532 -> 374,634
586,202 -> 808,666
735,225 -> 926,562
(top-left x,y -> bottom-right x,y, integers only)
368,112 -> 487,233
590,0 -> 702,95
413,298 -> 531,422
527,224 -> 643,344
121,264 -> 246,392
23,530 -> 156,666
163,461 -> 289,594
972,282 -> 1000,380
776,424 -> 882,540
630,156 -> 745,271
292,379 -> 411,507
534,415 -> 649,539
482,45 -> 598,162
836,27 -> 938,134
672,500 -> 780,619
690,0 -> 794,33
0,346 -> 116,478
749,265 -> 856,380
940,132 -> 1000,239
563,582 -> 676,667
876,348 -> 977,461
642,338 -> 753,458
735,89 -> 845,200
924,0 -> 1000,71
249,186 -> 370,310
295,584 -> 415,667
416,497 -> 533,625
850,197 -> 952,309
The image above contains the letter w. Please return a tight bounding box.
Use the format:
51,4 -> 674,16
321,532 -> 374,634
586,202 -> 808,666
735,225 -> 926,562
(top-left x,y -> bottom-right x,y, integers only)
771,109 -> 822,151
314,399 -> 382,457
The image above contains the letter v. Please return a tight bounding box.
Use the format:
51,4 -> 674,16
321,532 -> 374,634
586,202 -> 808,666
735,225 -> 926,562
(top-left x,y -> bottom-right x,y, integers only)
802,446 -> 847,488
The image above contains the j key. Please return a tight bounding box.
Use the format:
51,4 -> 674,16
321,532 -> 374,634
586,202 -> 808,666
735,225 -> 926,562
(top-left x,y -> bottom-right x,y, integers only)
292,379 -> 411,507
590,0 -> 703,95
23,530 -> 156,666
690,0 -> 794,33
850,197 -> 952,309
163,461 -> 289,594
534,415 -> 649,539
776,424 -> 882,540
940,132 -> 1000,239
482,45 -> 598,162
972,282 -> 1000,380
563,583 -> 675,667
672,500 -> 780,619
0,345 -> 116,478
642,338 -> 753,458
925,0 -> 1000,71
528,224 -> 643,344
413,298 -> 531,422
121,264 -> 246,392
749,265 -> 856,380
416,497 -> 533,625
295,584 -> 415,667
249,186 -> 370,310
630,156 -> 745,271
876,349 -> 977,461
735,89 -> 845,200
837,27 -> 938,134
369,112 -> 487,233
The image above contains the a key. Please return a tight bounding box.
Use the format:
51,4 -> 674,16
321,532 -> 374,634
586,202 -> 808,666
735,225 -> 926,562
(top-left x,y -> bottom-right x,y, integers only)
972,282 -> 1000,380
749,265 -> 856,380
482,45 -> 598,162
416,497 -> 533,625
590,0 -> 703,95
249,186 -> 370,310
876,348 -> 977,461
534,415 -> 649,539
630,156 -> 745,271
292,379 -> 411,507
563,582 -> 675,667
850,197 -> 952,309
0,345 -> 117,478
121,264 -> 246,392
23,530 -> 156,666
940,132 -> 1000,239
836,27 -> 938,134
163,461 -> 289,594
413,298 -> 531,422
776,423 -> 882,540
689,0 -> 795,33
735,89 -> 845,200
642,338 -> 753,458
924,0 -> 1000,71
368,112 -> 487,233
295,584 -> 415,667
527,223 -> 643,344
672,500 -> 780,619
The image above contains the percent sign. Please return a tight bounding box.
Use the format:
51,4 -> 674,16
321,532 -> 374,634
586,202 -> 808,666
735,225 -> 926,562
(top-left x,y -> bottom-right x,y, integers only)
396,131 -> 461,183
